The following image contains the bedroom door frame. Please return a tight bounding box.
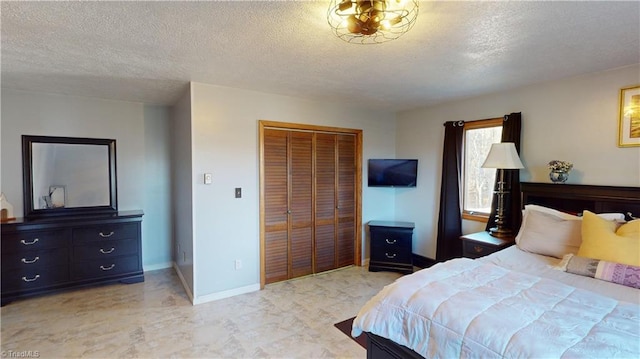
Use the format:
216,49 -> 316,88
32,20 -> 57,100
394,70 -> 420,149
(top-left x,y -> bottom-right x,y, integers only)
258,120 -> 363,289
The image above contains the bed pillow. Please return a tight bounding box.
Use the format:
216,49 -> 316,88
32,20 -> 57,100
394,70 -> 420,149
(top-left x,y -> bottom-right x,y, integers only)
515,208 -> 582,258
555,253 -> 640,289
519,204 -> 625,222
515,205 -> 626,258
577,210 -> 640,267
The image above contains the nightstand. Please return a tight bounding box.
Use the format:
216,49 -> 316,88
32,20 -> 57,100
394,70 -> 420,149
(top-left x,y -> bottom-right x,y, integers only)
368,221 -> 414,274
461,231 -> 514,259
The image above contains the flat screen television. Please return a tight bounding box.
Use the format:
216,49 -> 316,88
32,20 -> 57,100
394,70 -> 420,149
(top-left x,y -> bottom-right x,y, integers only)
368,159 -> 418,187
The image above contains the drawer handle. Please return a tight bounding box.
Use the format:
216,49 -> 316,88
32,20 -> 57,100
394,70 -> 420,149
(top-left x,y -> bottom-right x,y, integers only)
21,238 -> 40,245
22,275 -> 40,282
100,247 -> 115,254
474,246 -> 484,253
100,264 -> 116,271
21,256 -> 40,264
99,231 -> 114,238
385,252 -> 396,259
385,238 -> 397,245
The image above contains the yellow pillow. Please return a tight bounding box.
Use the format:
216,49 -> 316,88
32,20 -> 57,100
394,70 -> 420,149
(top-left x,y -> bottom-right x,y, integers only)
578,210 -> 640,266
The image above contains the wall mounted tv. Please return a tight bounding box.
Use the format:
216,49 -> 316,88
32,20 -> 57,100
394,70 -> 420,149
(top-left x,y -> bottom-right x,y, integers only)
368,159 -> 418,187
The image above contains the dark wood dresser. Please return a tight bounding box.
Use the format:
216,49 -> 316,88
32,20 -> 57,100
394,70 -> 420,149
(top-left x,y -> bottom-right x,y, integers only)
368,221 -> 414,274
1,210 -> 143,305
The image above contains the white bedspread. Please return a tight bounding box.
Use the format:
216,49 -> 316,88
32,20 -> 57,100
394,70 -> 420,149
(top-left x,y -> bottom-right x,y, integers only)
352,258 -> 640,358
479,246 -> 640,303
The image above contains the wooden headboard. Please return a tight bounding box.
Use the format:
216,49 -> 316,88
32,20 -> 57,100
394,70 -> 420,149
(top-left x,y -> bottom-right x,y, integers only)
521,182 -> 640,221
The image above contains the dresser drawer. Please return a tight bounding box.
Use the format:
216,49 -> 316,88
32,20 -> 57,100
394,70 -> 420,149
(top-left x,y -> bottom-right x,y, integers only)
370,228 -> 412,249
1,230 -> 69,254
1,247 -> 68,271
72,255 -> 141,280
73,239 -> 138,260
1,264 -> 70,291
72,223 -> 138,242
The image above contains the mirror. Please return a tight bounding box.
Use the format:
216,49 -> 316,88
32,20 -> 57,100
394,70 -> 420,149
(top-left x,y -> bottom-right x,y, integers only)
22,135 -> 117,218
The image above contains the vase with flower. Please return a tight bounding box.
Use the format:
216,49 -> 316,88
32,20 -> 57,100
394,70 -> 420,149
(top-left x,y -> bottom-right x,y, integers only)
548,160 -> 573,184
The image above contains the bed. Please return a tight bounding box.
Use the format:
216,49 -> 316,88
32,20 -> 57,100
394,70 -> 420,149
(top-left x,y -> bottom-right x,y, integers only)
352,182 -> 640,358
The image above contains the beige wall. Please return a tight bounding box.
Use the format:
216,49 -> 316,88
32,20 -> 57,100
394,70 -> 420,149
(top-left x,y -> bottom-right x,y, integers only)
170,87 -> 195,297
188,82 -> 397,301
4,64 -> 637,302
395,64 -> 640,259
0,89 -> 173,270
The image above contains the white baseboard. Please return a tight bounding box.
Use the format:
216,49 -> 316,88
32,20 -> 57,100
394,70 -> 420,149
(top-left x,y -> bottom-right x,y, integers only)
193,283 -> 261,305
171,263 -> 260,306
143,261 -> 173,272
172,262 -> 195,305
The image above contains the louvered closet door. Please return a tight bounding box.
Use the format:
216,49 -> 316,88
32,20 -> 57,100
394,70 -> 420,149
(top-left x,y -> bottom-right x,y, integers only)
337,134 -> 356,267
315,133 -> 337,272
289,132 -> 314,278
263,123 -> 359,285
263,129 -> 289,284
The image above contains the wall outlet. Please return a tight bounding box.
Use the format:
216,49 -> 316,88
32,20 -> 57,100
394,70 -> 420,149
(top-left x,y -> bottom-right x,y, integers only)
234,259 -> 242,270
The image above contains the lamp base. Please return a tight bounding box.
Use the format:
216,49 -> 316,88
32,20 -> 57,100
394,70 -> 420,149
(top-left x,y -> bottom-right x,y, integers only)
488,227 -> 513,238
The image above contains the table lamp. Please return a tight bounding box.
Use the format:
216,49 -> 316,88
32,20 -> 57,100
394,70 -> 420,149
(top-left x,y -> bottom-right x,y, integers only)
481,142 -> 524,237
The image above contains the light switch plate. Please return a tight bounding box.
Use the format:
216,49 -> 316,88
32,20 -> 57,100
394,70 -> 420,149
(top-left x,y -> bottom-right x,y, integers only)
235,187 -> 242,198
204,173 -> 212,184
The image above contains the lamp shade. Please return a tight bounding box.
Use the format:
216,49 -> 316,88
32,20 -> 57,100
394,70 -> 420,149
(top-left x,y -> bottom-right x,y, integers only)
481,142 -> 524,169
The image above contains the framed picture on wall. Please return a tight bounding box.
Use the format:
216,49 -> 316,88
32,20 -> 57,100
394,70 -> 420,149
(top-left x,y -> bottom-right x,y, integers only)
618,85 -> 640,147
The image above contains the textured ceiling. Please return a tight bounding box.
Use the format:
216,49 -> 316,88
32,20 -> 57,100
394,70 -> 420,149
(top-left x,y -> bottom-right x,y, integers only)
1,1 -> 639,112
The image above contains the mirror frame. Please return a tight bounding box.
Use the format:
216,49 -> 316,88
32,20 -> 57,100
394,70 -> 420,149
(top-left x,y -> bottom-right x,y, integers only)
22,135 -> 118,219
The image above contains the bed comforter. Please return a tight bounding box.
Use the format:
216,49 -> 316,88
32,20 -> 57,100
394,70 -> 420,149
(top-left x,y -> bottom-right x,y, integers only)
352,258 -> 640,358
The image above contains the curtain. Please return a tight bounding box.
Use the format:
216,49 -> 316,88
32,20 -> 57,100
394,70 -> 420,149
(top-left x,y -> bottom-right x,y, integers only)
485,112 -> 523,233
435,121 -> 464,261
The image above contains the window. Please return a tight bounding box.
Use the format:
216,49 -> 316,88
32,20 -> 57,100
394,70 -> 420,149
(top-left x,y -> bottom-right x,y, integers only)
462,118 -> 503,221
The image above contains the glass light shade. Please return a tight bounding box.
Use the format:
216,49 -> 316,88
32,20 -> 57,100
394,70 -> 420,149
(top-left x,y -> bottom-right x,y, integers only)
481,143 -> 524,169
327,0 -> 419,44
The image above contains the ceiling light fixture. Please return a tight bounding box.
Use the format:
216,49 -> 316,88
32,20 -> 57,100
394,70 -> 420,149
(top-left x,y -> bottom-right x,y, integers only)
327,0 -> 419,44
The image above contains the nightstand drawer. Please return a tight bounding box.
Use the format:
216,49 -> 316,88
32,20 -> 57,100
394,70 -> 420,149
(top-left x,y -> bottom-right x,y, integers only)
463,241 -> 494,259
460,231 -> 514,259
370,246 -> 412,264
370,228 -> 412,249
